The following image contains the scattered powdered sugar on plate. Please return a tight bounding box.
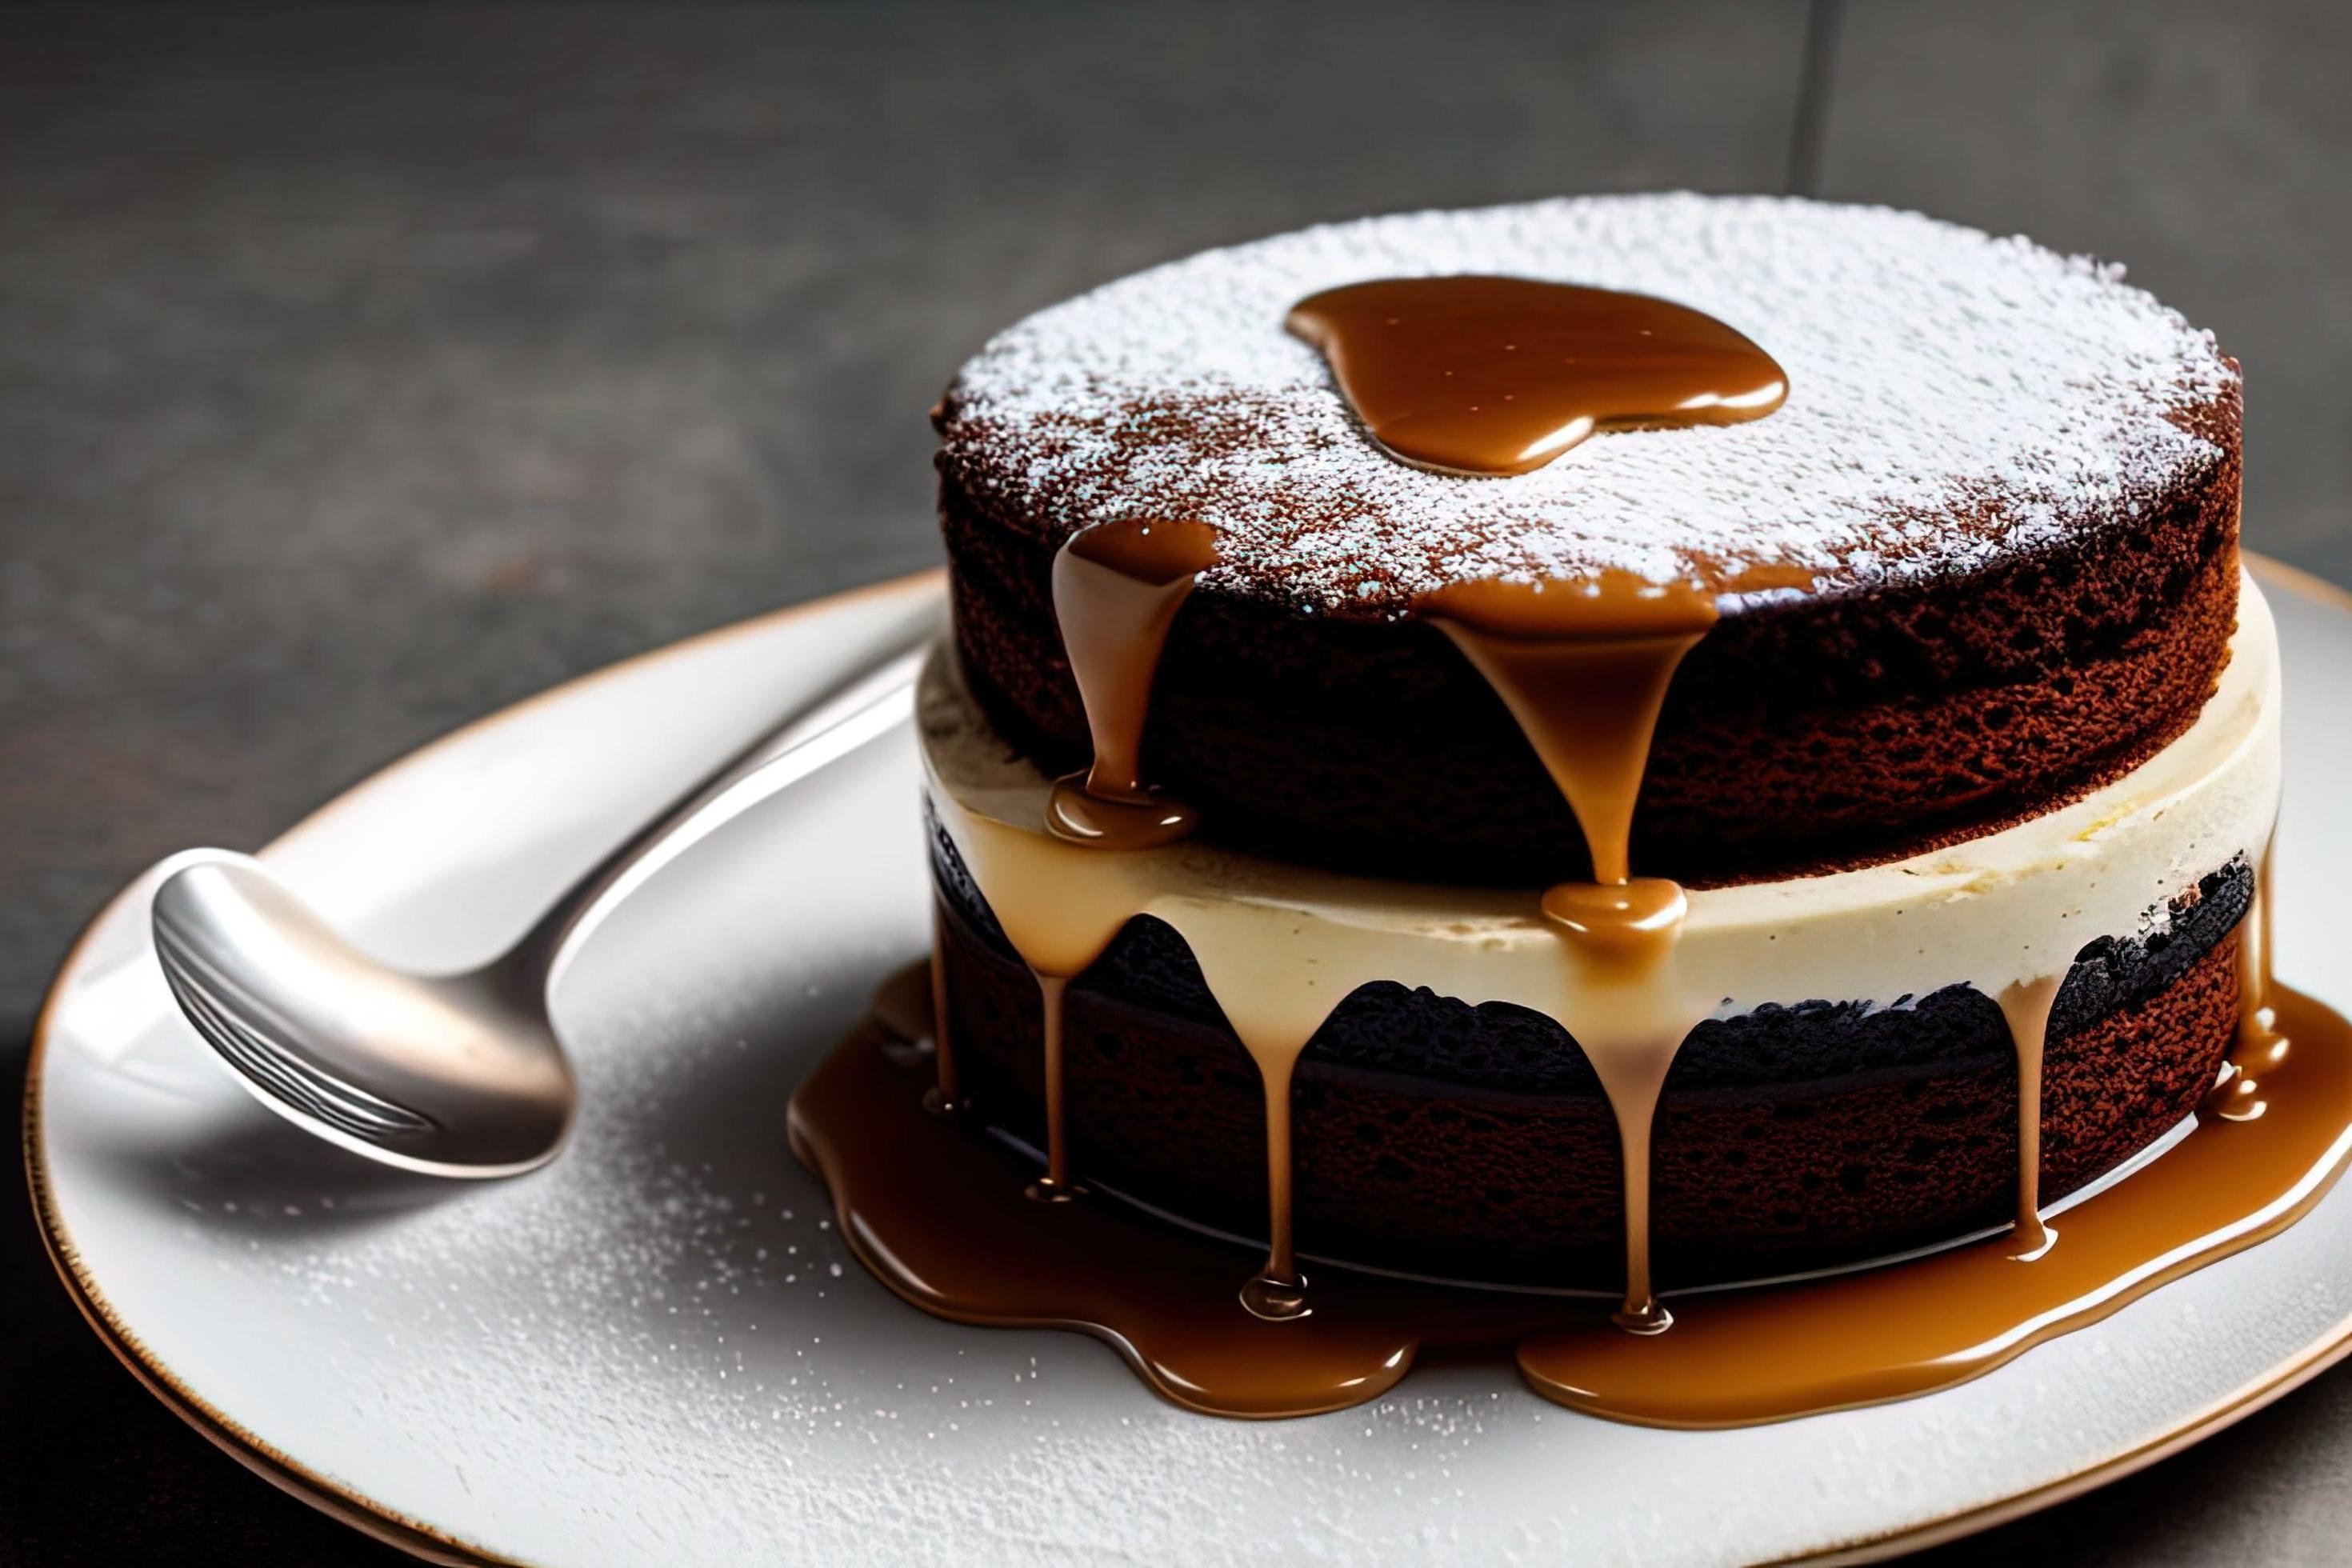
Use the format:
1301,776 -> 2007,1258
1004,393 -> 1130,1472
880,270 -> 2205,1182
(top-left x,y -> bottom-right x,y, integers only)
938,193 -> 2237,614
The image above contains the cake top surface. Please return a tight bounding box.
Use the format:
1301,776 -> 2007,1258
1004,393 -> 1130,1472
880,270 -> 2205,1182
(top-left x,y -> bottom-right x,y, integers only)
936,194 -> 2237,617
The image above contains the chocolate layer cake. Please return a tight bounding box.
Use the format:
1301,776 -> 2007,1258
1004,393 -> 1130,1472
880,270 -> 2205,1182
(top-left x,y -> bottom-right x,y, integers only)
914,194 -> 2267,1298
938,196 -> 2242,885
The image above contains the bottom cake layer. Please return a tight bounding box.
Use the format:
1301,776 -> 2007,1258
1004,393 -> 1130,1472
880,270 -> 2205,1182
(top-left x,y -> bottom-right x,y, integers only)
930,838 -> 2249,1288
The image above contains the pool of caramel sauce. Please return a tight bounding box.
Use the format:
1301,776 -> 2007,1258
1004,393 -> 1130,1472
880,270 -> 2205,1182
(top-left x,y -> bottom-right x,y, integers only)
794,954 -> 2352,1426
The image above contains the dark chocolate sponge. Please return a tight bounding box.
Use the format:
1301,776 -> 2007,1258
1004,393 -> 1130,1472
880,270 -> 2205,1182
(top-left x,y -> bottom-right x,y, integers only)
930,814 -> 2250,1288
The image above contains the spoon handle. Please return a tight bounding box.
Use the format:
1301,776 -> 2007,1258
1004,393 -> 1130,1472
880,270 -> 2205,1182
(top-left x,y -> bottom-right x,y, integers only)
506,636 -> 934,990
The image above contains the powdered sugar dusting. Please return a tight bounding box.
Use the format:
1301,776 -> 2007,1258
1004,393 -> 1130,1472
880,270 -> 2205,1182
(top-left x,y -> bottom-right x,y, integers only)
939,194 -> 2235,614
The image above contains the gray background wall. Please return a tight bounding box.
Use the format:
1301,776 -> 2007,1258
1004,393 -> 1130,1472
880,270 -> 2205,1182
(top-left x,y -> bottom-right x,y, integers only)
5,4 -> 2348,1561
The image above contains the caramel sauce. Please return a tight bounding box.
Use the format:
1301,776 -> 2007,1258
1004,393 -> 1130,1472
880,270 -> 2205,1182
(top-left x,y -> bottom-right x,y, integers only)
1422,574 -> 1715,885
1516,962 -> 2352,1427
1422,582 -> 1699,1331
920,900 -> 966,1117
1024,970 -> 1080,1202
792,995 -> 1510,1417
1418,567 -> 1806,1331
1226,1008 -> 1317,1321
1022,518 -> 1221,1206
1286,275 -> 1787,476
2214,838 -> 2284,1122
795,932 -> 2352,1425
1011,281 -> 1792,1332
1997,974 -> 2065,1259
1045,517 -> 1218,852
1538,879 -> 1690,963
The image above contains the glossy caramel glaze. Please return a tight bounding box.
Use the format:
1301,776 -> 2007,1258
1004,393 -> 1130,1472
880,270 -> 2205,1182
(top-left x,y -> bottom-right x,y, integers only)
1286,274 -> 1786,477
1045,517 -> 1218,850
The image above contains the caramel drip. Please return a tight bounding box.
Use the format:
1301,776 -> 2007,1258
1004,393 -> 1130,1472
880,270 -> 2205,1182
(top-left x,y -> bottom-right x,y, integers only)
1996,975 -> 2065,1259
1034,510 -> 1321,1314
806,912 -> 2352,1426
1182,947 -> 1360,1325
1286,275 -> 1787,477
1420,571 -> 1734,1334
998,516 -> 1222,1206
921,898 -> 966,1116
922,797 -> 1138,1215
1425,574 -> 1717,883
2214,837 -> 2285,1121
1045,517 -> 1218,850
1025,971 -> 1079,1202
946,777 -> 1373,1318
1238,1042 -> 1307,1322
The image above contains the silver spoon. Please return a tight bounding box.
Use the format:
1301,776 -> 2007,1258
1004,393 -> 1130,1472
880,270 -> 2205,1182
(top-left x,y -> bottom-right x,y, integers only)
150,638 -> 931,1178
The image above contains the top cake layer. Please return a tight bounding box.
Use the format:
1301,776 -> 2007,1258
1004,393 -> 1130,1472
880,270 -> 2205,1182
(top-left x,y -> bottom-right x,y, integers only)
938,194 -> 2236,615
936,195 -> 2243,885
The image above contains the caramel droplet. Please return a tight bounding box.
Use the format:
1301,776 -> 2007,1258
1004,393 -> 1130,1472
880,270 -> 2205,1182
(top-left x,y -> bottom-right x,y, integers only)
1044,774 -> 1198,850
1541,878 -> 1690,968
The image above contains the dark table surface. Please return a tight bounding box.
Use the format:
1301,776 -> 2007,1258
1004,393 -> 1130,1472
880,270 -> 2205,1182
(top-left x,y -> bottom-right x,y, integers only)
6,4 -> 2350,1562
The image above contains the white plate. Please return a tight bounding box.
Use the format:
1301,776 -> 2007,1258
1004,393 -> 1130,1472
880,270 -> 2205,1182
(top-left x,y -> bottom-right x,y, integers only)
28,559 -> 2352,1567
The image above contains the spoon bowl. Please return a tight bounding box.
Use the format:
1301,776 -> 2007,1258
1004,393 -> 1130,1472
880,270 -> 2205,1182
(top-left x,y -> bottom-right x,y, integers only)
153,857 -> 575,1175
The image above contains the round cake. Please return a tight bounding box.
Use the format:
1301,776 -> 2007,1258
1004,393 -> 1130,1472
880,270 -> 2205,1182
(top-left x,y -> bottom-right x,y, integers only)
937,194 -> 2242,885
915,193 -> 2263,1300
